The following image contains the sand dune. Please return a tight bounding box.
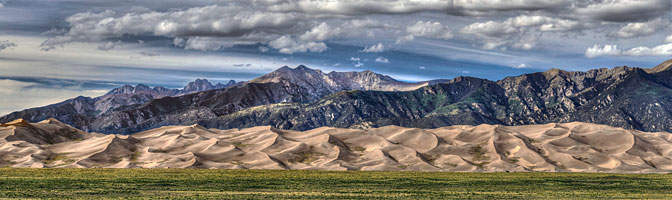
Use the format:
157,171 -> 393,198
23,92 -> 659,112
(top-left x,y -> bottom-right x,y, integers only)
2,119 -> 672,173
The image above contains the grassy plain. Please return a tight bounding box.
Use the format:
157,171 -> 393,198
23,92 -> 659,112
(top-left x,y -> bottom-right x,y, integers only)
0,168 -> 671,199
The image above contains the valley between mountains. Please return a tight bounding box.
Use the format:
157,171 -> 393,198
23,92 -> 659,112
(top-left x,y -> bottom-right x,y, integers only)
2,118 -> 672,172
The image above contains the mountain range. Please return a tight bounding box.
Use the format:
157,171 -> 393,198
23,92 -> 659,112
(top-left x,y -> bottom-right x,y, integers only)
3,60 -> 672,135
0,79 -> 239,130
2,118 -> 671,172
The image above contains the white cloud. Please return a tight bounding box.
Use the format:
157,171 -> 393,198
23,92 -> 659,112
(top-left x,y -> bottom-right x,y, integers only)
269,35 -> 328,54
460,15 -> 588,49
623,43 -> 672,56
361,43 -> 385,53
585,44 -> 622,58
419,66 -> 426,70
375,56 -> 389,63
586,43 -> 672,57
41,5 -> 302,51
395,35 -> 415,44
406,21 -> 453,40
349,57 -> 361,62
259,46 -> 269,52
0,3 -> 4,8
0,40 -> 17,51
513,63 -> 529,69
665,35 -> 672,43
623,46 -> 653,56
97,40 -> 122,51
610,18 -> 670,38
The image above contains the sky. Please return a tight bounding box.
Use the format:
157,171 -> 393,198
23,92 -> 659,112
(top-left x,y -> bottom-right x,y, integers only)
1,0 -> 672,114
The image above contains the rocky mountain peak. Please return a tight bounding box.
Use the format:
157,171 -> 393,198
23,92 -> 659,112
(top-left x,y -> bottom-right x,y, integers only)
183,79 -> 215,92
135,84 -> 151,91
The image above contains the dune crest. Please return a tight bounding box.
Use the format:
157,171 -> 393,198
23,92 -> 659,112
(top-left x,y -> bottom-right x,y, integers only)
1,119 -> 672,173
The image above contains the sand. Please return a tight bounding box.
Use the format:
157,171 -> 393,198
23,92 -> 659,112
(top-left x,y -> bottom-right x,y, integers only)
1,119 -> 672,173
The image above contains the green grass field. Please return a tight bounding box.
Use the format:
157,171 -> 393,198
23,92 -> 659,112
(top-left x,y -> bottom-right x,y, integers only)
0,169 -> 671,199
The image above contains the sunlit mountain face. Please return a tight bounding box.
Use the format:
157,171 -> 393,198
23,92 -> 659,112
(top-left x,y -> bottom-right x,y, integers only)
1,0 -> 671,114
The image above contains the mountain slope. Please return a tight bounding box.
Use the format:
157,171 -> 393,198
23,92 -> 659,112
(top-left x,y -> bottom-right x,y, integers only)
76,66 -> 451,134
0,79 -> 238,128
198,61 -> 672,133
6,61 -> 672,134
2,119 -> 672,173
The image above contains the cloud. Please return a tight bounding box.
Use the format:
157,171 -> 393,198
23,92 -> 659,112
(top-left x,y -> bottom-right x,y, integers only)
610,18 -> 670,38
266,0 -> 571,16
361,43 -> 385,53
0,40 -> 17,52
97,40 -> 122,51
41,5 -> 302,51
585,44 -> 622,58
586,42 -> 672,57
574,0 -> 672,22
266,0 -> 453,15
513,63 -> 529,69
139,52 -> 160,57
375,56 -> 389,63
0,3 -> 4,8
405,21 -> 453,40
269,35 -> 328,54
349,57 -> 361,62
666,35 -> 672,43
259,46 -> 269,52
623,43 -> 672,56
460,15 -> 588,49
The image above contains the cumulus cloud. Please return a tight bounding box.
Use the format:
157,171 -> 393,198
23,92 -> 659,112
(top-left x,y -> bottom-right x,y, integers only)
587,42 -> 672,57
266,0 -> 571,16
375,56 -> 389,63
461,15 -> 588,49
405,21 -> 453,40
0,40 -> 17,51
623,43 -> 672,56
41,5 -> 302,51
585,44 -> 622,58
666,35 -> 672,43
97,40 -> 122,51
361,43 -> 385,53
35,0 -> 672,55
610,18 -> 670,38
269,35 -> 328,54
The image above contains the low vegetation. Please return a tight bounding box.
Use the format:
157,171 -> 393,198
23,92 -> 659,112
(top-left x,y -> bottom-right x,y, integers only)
0,169 -> 671,199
